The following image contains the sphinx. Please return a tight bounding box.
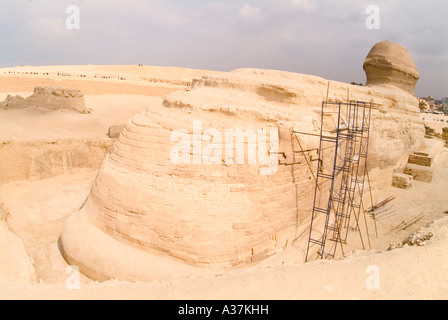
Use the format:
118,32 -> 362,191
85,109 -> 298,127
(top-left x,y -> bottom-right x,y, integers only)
60,41 -> 424,281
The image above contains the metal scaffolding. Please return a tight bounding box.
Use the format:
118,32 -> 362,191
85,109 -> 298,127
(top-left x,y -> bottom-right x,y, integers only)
304,101 -> 372,261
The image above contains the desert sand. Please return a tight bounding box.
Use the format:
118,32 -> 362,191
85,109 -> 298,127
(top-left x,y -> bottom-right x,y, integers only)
0,57 -> 447,300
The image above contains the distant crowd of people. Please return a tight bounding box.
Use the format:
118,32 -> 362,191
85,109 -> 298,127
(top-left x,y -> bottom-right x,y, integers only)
2,67 -> 192,87
4,71 -> 49,76
3,70 -> 127,81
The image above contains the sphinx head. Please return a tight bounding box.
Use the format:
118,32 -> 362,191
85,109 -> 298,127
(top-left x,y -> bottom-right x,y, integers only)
363,41 -> 420,96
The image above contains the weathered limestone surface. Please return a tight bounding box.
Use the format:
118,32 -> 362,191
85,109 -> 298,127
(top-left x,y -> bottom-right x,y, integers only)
0,198 -> 9,222
0,200 -> 32,282
108,125 -> 126,139
408,153 -> 432,167
443,128 -> 448,143
0,86 -> 87,113
0,222 -> 36,282
364,41 -> 420,96
0,138 -> 114,185
61,41 -> 426,281
392,173 -> 413,189
404,163 -> 434,183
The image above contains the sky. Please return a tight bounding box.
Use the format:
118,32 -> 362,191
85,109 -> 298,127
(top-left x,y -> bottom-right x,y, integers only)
0,0 -> 447,98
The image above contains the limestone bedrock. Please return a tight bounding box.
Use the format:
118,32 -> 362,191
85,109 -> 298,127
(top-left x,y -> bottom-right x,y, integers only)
60,41 -> 425,282
0,86 -> 87,114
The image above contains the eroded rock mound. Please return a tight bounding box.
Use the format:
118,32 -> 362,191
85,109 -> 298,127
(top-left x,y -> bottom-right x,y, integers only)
363,41 -> 420,96
0,86 -> 87,113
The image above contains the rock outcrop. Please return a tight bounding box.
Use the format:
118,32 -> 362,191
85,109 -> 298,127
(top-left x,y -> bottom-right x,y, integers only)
0,86 -> 87,113
61,41 -> 425,281
107,125 -> 126,139
0,222 -> 36,282
0,138 -> 114,185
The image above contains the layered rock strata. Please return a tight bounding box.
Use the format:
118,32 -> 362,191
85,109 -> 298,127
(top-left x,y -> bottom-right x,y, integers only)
363,41 -> 420,96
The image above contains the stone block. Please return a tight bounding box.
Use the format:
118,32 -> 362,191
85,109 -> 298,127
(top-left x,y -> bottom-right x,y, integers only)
413,152 -> 429,157
408,153 -> 432,167
108,125 -> 126,139
392,173 -> 413,189
443,128 -> 448,141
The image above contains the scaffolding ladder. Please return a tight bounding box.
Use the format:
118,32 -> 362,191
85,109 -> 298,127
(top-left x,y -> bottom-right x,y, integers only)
305,101 -> 372,261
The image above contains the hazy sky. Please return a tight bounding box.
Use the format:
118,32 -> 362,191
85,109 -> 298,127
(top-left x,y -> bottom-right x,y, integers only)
0,0 -> 447,98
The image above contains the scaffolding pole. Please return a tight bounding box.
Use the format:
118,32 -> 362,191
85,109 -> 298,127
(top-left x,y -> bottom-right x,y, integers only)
305,101 -> 372,261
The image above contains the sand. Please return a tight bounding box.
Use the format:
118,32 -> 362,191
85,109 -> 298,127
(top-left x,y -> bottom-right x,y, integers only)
0,65 -> 447,300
